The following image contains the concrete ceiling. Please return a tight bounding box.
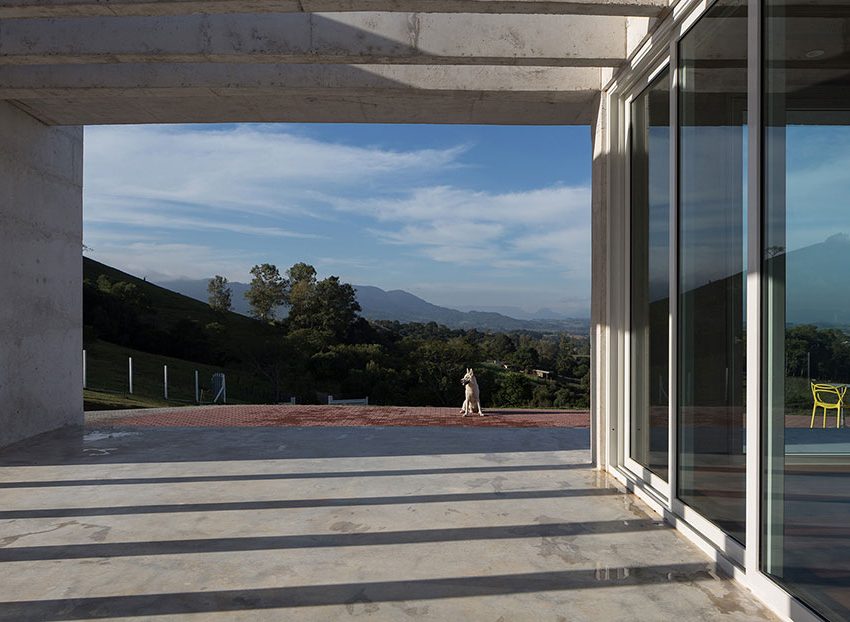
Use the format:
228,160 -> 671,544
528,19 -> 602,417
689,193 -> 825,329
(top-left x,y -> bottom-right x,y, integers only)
0,0 -> 669,125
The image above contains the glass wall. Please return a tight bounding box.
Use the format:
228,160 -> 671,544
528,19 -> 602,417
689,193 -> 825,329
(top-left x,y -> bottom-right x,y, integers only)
677,0 -> 748,543
630,70 -> 671,481
761,0 -> 850,618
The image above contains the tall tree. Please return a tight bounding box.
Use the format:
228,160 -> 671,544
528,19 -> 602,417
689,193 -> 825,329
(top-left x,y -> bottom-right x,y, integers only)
207,275 -> 232,313
245,263 -> 289,322
289,273 -> 361,338
287,262 -> 317,286
287,262 -> 318,318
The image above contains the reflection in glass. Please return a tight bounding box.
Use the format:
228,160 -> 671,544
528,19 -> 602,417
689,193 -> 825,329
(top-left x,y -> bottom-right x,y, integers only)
761,0 -> 850,618
631,70 -> 670,481
678,0 -> 747,543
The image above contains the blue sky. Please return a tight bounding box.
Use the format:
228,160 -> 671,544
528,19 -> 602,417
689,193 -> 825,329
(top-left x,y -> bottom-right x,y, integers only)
83,123 -> 592,317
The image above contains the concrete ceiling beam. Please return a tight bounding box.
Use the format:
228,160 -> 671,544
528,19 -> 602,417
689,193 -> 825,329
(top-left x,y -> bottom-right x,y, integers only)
0,12 -> 628,67
0,63 -> 604,97
0,0 -> 669,19
11,89 -> 598,125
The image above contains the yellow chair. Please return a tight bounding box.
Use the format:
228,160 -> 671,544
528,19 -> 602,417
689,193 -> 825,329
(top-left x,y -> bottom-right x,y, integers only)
810,383 -> 846,429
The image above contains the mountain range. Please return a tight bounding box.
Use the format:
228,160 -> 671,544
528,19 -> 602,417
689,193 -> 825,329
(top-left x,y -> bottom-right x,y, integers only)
785,233 -> 850,327
158,277 -> 590,334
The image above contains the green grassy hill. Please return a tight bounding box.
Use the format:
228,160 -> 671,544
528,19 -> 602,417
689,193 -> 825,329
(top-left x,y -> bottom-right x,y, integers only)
84,257 -> 278,352
83,257 -> 279,409
84,338 -> 273,410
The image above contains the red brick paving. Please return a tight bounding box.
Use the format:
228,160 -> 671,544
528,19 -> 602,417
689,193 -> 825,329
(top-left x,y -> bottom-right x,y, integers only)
88,405 -> 590,429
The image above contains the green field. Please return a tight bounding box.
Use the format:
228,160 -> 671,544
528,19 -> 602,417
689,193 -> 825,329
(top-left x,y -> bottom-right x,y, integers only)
84,339 -> 273,410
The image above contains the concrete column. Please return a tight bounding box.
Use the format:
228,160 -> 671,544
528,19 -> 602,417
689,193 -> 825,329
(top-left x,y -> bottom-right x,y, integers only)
591,92 -> 609,470
0,101 -> 83,447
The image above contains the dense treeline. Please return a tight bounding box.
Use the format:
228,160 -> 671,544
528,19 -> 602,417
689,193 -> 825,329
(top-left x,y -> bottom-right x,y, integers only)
785,324 -> 850,382
84,262 -> 590,408
784,324 -> 850,408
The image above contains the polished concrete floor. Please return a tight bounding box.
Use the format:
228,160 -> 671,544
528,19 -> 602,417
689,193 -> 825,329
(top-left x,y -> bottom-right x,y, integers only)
0,425 -> 777,621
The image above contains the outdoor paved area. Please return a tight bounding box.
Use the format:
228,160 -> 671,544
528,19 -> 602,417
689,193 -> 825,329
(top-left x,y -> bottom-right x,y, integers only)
0,419 -> 776,621
86,405 -> 590,428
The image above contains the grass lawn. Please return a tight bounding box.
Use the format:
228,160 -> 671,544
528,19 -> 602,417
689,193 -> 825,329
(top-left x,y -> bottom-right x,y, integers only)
85,339 -> 273,407
84,389 -> 170,411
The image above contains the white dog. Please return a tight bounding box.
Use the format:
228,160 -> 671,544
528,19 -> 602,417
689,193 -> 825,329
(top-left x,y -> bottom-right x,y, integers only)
460,368 -> 484,417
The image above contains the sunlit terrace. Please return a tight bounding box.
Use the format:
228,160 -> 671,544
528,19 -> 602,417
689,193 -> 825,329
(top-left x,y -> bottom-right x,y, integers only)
0,411 -> 775,621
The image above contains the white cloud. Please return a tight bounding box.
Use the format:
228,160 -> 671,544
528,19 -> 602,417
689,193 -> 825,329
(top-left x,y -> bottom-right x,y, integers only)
332,184 -> 589,225
84,124 -> 467,225
353,184 -> 591,272
85,200 -> 323,239
511,226 -> 590,273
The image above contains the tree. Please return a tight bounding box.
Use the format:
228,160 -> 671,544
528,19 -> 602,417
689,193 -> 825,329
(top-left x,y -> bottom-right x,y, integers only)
245,263 -> 289,322
207,275 -> 232,313
410,338 -> 478,406
290,276 -> 361,338
287,262 -> 317,286
288,262 -> 319,321
285,263 -> 361,338
494,372 -> 533,406
511,345 -> 539,371
531,384 -> 555,408
486,333 -> 515,360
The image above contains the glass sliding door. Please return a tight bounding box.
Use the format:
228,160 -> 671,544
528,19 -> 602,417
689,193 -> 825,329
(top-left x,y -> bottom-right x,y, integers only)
677,0 -> 748,543
761,0 -> 850,618
630,69 -> 671,482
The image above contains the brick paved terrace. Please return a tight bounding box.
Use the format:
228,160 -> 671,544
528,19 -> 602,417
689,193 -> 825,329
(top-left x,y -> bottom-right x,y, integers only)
86,405 -> 591,429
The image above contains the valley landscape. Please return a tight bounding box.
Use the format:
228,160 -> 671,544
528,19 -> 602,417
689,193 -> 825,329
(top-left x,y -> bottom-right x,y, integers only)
83,257 -> 592,412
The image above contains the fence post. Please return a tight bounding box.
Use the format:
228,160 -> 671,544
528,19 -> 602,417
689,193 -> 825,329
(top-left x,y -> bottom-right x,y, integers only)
163,365 -> 168,400
807,351 -> 811,385
194,370 -> 199,404
128,357 -> 133,394
82,349 -> 87,389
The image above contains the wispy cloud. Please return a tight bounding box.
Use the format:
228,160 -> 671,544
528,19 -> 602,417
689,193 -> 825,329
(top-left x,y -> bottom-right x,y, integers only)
85,201 -> 324,239
350,184 -> 590,273
85,123 -> 468,224
332,184 -> 588,225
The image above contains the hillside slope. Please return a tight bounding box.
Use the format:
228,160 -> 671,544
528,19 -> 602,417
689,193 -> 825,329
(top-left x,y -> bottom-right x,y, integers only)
84,257 -> 280,357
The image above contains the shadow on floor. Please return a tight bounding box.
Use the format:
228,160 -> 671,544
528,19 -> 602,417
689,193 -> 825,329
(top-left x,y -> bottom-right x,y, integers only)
0,486 -> 616,520
0,563 -> 717,622
0,518 -> 667,562
0,425 -> 590,466
0,462 -> 590,489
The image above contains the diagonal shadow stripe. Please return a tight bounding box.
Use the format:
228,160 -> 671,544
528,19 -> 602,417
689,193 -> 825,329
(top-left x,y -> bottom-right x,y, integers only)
0,563 -> 718,622
0,487 -> 617,520
0,518 -> 666,562
0,463 -> 590,489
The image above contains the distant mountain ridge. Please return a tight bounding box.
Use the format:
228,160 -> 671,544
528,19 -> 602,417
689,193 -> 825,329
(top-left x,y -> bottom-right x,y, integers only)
452,304 -> 576,321
158,277 -> 590,334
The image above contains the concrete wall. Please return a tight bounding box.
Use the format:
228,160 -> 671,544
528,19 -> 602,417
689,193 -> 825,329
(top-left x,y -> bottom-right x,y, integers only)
591,93 -> 609,470
0,101 -> 83,447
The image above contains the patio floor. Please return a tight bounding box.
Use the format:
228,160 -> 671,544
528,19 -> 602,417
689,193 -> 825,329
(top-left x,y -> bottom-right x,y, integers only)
0,416 -> 777,621
85,404 -> 591,428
